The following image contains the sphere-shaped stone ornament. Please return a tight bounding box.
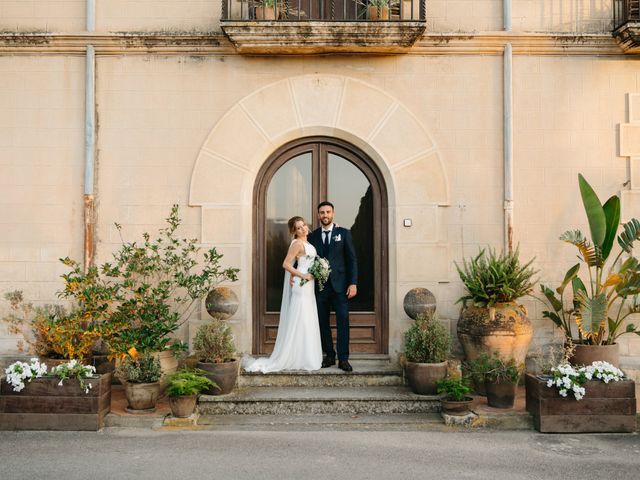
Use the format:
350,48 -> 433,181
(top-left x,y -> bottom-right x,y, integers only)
205,287 -> 239,320
403,288 -> 436,320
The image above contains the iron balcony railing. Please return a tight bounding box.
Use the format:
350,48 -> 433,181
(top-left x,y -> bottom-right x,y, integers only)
614,0 -> 640,30
222,0 -> 426,22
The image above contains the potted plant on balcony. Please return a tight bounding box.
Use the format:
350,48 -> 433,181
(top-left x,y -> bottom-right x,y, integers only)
193,317 -> 239,395
469,353 -> 523,409
100,205 -> 239,380
539,174 -> 640,367
114,349 -> 162,413
403,311 -> 450,395
255,0 -> 277,20
165,368 -> 216,418
455,246 -> 537,394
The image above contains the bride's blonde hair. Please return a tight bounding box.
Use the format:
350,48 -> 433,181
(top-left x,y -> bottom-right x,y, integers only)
287,216 -> 306,238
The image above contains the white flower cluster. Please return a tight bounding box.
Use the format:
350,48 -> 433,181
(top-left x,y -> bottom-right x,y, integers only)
4,358 -> 47,392
51,360 -> 96,394
546,361 -> 624,401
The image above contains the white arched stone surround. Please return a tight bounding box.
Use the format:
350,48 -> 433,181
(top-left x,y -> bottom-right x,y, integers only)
189,74 -> 451,357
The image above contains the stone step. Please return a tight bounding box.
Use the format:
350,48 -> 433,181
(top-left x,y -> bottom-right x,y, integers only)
239,363 -> 403,387
197,386 -> 439,415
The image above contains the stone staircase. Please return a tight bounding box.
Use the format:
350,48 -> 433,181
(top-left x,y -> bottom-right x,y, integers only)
197,356 -> 442,417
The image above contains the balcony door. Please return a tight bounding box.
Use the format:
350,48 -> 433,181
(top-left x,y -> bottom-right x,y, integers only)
253,137 -> 388,355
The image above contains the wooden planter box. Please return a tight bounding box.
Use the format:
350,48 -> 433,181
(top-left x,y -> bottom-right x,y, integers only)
0,373 -> 112,431
525,373 -> 637,433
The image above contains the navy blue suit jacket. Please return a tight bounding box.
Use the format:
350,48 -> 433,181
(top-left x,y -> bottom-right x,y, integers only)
308,224 -> 358,293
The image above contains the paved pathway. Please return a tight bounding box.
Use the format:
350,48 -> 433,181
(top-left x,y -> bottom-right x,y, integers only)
1,429 -> 638,479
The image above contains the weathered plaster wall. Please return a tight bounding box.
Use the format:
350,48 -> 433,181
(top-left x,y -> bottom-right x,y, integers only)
0,56 -> 85,354
0,1 -> 86,32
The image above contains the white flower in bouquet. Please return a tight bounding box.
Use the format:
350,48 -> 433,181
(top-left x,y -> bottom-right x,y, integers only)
300,257 -> 331,291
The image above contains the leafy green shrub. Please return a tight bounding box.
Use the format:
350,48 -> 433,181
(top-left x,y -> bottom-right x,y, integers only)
165,368 -> 217,397
404,312 -> 450,363
435,377 -> 471,401
193,318 -> 236,363
115,351 -> 162,384
467,353 -> 523,385
456,246 -> 537,307
100,205 -> 239,357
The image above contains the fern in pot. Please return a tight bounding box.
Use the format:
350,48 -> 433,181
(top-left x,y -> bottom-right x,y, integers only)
455,246 -> 537,393
165,368 -> 216,418
403,312 -> 450,395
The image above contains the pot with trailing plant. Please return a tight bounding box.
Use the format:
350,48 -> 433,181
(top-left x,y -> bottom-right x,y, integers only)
403,312 -> 450,395
469,353 -> 523,409
525,344 -> 635,433
99,205 -> 239,381
165,368 -> 217,418
114,349 -> 162,413
193,317 -> 239,395
540,174 -> 640,368
455,246 -> 537,394
436,377 -> 473,415
1,358 -> 111,430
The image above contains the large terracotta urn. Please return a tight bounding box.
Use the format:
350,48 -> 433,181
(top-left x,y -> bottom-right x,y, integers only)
457,302 -> 533,367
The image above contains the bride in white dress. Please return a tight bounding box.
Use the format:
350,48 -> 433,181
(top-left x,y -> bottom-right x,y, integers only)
243,216 -> 323,372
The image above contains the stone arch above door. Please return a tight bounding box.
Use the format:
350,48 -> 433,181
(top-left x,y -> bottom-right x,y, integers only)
188,74 -> 451,355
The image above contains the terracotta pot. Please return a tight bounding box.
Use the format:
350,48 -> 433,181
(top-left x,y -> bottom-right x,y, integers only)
457,302 -> 533,366
484,380 -> 517,409
255,6 -> 276,20
169,395 -> 198,418
368,6 -> 389,20
405,361 -> 447,395
152,350 -> 179,388
197,359 -> 239,395
441,396 -> 473,415
124,381 -> 160,412
569,342 -> 619,368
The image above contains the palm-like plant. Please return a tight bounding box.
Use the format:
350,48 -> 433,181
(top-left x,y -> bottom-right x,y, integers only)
540,174 -> 640,345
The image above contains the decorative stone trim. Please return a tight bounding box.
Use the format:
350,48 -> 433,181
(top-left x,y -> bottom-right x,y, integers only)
0,32 -> 623,56
220,21 -> 426,54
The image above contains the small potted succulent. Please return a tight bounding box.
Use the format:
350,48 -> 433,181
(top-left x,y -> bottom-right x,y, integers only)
403,312 -> 450,395
114,348 -> 162,413
165,368 -> 217,418
436,377 -> 473,415
193,317 -> 239,395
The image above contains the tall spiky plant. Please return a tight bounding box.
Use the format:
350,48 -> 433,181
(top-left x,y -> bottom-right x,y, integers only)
540,174 -> 640,345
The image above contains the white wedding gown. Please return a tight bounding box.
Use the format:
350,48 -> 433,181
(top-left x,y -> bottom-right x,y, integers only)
243,241 -> 323,372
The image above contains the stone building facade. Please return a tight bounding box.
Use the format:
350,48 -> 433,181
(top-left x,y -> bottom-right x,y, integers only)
1,1 -> 639,376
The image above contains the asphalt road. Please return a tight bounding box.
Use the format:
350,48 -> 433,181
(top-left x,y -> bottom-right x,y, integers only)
1,429 -> 639,480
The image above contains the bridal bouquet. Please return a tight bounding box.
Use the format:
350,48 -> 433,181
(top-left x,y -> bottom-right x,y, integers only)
300,257 -> 331,291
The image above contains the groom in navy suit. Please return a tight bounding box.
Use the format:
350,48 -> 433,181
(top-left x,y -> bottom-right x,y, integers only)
308,201 -> 358,372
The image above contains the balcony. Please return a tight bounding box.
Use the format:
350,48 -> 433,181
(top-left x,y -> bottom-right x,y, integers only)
613,0 -> 640,53
220,0 -> 427,54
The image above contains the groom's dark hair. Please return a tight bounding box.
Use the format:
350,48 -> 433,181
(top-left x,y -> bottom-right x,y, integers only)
317,201 -> 334,211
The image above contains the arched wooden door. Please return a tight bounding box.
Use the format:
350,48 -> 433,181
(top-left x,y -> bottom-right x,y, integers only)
253,137 -> 388,355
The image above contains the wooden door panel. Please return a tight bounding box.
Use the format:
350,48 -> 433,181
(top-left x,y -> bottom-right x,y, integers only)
254,138 -> 388,355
